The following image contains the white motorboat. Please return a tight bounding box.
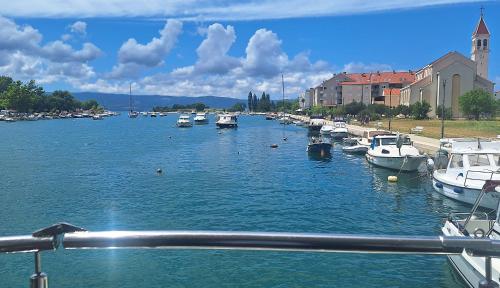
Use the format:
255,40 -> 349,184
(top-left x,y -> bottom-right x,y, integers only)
176,114 -> 192,127
442,180 -> 500,288
308,116 -> 324,132
194,112 -> 208,124
293,120 -> 304,126
320,125 -> 334,135
365,134 -> 426,171
342,138 -> 368,155
278,116 -> 293,125
432,138 -> 500,210
216,114 -> 237,128
331,120 -> 348,140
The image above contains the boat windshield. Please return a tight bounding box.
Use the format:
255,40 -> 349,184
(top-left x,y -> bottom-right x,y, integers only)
379,137 -> 411,146
467,154 -> 492,167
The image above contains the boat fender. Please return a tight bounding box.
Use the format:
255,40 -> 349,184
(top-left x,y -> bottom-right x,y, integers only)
435,182 -> 443,189
388,175 -> 398,182
426,158 -> 435,169
473,228 -> 485,238
453,187 -> 463,194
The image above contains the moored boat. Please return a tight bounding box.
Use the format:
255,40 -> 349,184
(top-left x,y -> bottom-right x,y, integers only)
307,137 -> 332,154
366,133 -> 426,172
176,114 -> 192,127
432,138 -> 500,210
194,112 -> 208,124
331,119 -> 348,140
441,180 -> 500,288
216,114 -> 237,128
308,116 -> 324,132
320,125 -> 334,135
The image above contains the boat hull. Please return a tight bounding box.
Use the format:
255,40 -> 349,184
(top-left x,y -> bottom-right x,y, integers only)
431,177 -> 500,210
307,143 -> 332,154
194,119 -> 208,124
216,123 -> 237,128
342,145 -> 368,155
366,154 -> 425,171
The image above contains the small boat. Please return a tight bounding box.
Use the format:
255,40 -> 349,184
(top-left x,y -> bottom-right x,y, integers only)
4,117 -> 16,122
432,138 -> 500,210
278,116 -> 293,125
342,138 -> 368,154
216,114 -> 237,128
128,84 -> 139,118
194,112 -> 208,124
365,133 -> 426,172
331,119 -> 348,140
92,115 -> 103,120
308,116 -> 324,132
320,125 -> 334,135
293,120 -> 304,126
265,114 -> 275,120
441,180 -> 500,288
150,112 -> 158,118
159,112 -> 167,117
307,137 -> 332,154
176,114 -> 192,127
141,112 -> 148,117
342,145 -> 368,155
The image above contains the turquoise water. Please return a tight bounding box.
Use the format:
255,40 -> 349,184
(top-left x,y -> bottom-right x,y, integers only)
0,114 -> 468,287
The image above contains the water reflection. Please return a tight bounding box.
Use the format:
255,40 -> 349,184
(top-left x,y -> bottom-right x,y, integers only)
308,152 -> 332,162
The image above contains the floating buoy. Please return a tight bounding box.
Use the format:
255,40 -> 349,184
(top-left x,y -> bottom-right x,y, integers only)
156,168 -> 163,174
283,137 -> 288,141
270,144 -> 278,148
388,175 -> 398,182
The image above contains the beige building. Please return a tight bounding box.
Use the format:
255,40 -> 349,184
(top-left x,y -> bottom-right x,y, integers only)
400,14 -> 494,118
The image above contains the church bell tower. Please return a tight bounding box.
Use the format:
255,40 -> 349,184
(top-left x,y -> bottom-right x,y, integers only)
471,9 -> 490,79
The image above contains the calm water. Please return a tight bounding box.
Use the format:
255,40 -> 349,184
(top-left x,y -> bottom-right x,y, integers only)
0,114 -> 469,287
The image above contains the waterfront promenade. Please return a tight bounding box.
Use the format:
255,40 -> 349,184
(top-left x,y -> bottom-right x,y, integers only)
288,114 -> 441,154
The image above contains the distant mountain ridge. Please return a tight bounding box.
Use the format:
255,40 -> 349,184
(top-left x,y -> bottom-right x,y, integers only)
72,92 -> 246,111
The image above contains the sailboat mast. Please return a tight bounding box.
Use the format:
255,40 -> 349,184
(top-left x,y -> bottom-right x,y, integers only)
281,74 -> 285,118
129,83 -> 132,112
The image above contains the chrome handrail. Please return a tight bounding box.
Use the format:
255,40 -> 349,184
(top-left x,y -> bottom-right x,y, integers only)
0,230 -> 499,256
3,229 -> 500,288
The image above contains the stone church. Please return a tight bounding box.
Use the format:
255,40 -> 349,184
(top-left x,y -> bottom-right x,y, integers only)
400,13 -> 494,118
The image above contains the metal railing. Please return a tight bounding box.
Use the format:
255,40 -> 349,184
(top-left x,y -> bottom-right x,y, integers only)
2,223 -> 500,288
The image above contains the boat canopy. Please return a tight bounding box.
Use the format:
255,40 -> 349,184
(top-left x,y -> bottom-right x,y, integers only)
442,139 -> 500,154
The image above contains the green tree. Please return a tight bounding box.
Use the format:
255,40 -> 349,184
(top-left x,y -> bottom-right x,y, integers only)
394,104 -> 410,117
2,81 -> 35,112
252,93 -> 258,111
50,90 -> 78,111
459,89 -> 496,120
410,101 -> 431,120
228,103 -> 246,112
344,101 -> 366,115
0,76 -> 13,94
81,99 -> 100,110
247,91 -> 253,112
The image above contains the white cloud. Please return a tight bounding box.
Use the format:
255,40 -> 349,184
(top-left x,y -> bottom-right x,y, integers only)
0,0 -> 481,20
243,29 -> 288,77
70,21 -> 87,35
342,62 -> 393,73
193,23 -> 239,74
0,16 -> 100,85
110,19 -> 183,78
117,19 -> 182,67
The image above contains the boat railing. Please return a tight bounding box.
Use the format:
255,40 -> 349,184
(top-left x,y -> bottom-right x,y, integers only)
464,169 -> 500,188
3,223 -> 500,287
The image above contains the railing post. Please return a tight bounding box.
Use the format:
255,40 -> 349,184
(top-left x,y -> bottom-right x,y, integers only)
30,251 -> 48,288
479,257 -> 499,288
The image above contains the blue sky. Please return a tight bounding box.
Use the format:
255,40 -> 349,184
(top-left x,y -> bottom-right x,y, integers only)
0,0 -> 498,99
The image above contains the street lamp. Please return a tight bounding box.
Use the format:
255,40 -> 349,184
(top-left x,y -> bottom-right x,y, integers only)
441,79 -> 446,139
388,89 -> 392,131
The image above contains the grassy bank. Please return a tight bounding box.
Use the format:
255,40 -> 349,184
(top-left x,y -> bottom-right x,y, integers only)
372,119 -> 499,139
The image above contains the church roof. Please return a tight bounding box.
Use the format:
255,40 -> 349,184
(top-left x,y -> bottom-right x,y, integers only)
473,16 -> 490,36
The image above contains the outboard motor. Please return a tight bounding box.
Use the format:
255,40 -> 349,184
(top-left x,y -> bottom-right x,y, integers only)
433,149 -> 449,170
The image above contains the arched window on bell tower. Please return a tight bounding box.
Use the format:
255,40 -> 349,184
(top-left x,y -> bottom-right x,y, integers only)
483,39 -> 488,48
477,39 -> 481,47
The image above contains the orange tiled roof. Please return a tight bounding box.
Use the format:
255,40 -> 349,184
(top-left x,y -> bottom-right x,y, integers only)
473,16 -> 490,36
382,88 -> 401,96
339,71 -> 415,85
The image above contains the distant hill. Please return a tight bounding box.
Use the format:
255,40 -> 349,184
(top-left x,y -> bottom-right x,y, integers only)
72,92 -> 246,111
